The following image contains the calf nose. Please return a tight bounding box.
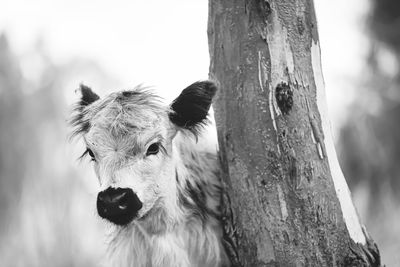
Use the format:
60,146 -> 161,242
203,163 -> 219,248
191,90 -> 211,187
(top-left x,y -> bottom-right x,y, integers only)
97,187 -> 142,225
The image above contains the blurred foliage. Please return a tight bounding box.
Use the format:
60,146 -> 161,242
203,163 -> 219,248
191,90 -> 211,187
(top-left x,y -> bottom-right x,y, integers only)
338,0 -> 400,265
339,0 -> 400,199
0,34 -> 25,230
370,0 -> 400,54
0,33 -> 107,267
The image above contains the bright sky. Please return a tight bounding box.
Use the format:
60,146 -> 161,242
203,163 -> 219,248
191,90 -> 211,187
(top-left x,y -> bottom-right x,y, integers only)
0,0 -> 370,129
0,0 -> 209,102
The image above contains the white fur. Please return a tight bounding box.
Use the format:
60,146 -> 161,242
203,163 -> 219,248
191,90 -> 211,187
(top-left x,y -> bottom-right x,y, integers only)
103,133 -> 227,267
75,90 -> 229,267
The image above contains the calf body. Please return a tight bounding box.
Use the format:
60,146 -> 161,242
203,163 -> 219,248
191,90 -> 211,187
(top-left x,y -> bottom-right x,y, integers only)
71,82 -> 228,267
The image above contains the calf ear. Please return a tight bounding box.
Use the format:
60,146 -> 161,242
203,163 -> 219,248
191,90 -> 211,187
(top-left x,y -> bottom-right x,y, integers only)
169,81 -> 217,132
77,84 -> 100,111
69,84 -> 100,138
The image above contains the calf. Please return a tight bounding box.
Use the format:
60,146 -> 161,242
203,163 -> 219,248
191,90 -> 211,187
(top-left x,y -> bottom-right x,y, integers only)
70,81 -> 228,267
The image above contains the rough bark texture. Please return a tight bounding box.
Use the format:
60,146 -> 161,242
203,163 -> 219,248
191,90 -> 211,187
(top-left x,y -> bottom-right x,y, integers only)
207,1 -> 382,266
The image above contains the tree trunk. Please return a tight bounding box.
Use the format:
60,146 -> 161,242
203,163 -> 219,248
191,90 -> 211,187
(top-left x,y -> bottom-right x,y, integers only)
207,1 -> 382,266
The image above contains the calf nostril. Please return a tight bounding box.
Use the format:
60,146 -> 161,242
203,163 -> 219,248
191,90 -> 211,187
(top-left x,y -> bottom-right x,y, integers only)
97,193 -> 107,203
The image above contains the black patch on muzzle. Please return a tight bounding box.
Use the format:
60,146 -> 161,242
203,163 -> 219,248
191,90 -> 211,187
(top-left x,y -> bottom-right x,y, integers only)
97,187 -> 142,226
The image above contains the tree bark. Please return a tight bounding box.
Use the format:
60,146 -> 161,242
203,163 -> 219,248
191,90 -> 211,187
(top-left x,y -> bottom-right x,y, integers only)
208,1 -> 382,266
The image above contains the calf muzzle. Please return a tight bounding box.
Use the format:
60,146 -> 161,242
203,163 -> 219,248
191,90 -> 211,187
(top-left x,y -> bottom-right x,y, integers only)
97,187 -> 142,225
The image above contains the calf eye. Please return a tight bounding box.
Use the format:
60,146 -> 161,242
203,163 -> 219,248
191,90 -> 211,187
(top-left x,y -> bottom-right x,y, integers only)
87,148 -> 95,160
80,148 -> 96,162
146,143 -> 160,156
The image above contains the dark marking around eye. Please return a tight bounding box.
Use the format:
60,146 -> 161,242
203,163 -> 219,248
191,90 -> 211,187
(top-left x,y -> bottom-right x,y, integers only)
79,148 -> 96,161
146,143 -> 160,156
145,142 -> 167,157
88,149 -> 95,158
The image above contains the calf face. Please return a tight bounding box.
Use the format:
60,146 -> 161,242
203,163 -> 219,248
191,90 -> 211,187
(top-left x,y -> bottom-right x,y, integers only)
71,81 -> 217,226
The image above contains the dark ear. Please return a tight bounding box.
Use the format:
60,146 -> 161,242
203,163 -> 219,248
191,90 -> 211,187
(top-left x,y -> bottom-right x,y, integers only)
169,81 -> 217,132
77,84 -> 100,111
69,84 -> 100,138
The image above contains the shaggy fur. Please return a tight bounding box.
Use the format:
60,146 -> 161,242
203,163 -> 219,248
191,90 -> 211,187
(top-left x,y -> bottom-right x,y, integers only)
70,82 -> 229,267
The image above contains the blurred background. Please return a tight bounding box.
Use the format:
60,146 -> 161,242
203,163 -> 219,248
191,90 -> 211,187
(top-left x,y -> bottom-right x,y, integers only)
0,0 -> 398,266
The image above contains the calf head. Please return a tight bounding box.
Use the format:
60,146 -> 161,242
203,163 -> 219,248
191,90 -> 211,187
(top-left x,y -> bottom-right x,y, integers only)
70,82 -> 217,227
